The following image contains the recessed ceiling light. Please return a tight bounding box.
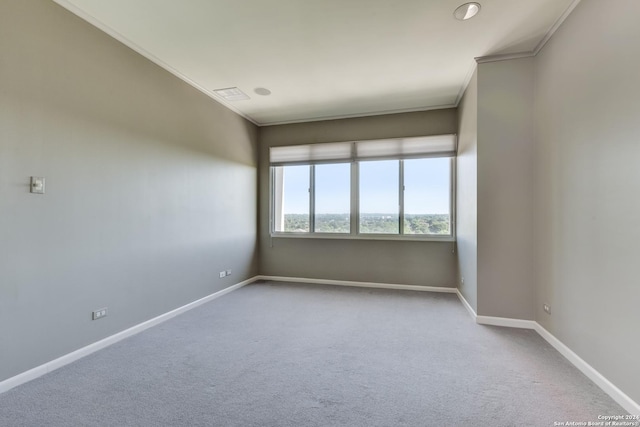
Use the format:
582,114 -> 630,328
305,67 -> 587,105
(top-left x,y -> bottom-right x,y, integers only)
254,87 -> 272,96
213,87 -> 250,101
454,2 -> 481,21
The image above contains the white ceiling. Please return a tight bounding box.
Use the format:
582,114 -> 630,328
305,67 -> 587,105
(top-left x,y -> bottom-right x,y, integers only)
53,0 -> 578,126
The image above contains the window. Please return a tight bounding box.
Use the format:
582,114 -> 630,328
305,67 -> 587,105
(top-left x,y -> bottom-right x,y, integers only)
273,165 -> 310,232
403,158 -> 451,235
315,163 -> 351,233
270,135 -> 455,239
359,160 -> 399,234
272,163 -> 351,234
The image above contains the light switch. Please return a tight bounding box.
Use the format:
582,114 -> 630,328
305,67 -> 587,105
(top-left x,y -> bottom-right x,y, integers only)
30,176 -> 45,194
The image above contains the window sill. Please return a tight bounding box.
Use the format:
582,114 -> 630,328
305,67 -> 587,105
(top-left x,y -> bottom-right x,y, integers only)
269,233 -> 455,243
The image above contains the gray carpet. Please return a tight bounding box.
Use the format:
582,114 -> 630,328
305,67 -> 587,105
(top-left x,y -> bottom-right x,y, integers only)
0,281 -> 626,426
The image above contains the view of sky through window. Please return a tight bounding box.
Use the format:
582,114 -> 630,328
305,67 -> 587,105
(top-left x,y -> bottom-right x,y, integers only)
281,165 -> 309,232
315,163 -> 350,233
281,165 -> 309,214
404,158 -> 450,214
359,160 -> 399,233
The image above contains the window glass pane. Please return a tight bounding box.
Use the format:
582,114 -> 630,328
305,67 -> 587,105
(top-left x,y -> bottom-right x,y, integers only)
359,160 -> 399,234
273,165 -> 309,232
314,163 -> 351,233
404,158 -> 450,235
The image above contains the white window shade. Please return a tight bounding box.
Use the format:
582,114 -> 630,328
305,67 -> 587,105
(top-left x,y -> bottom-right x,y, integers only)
356,134 -> 456,160
270,142 -> 352,165
269,134 -> 456,165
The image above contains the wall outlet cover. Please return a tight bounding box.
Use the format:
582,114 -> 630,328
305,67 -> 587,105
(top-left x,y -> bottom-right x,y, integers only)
30,176 -> 45,194
92,308 -> 108,320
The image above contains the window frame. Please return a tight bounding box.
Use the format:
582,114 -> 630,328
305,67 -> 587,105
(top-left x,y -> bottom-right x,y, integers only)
270,156 -> 456,242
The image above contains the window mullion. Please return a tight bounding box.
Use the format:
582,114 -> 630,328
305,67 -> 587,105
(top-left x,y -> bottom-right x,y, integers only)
450,157 -> 456,238
399,160 -> 404,235
351,160 -> 359,235
309,165 -> 315,233
269,167 -> 274,234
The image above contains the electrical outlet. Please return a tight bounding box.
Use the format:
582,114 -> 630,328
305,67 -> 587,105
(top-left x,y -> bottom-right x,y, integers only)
543,304 -> 551,315
226,269 -> 232,276
92,308 -> 107,320
461,277 -> 465,285
219,271 -> 226,278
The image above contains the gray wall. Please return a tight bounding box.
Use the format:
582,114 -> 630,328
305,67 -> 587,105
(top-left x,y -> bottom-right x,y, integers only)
533,0 -> 640,404
456,70 -> 478,311
0,0 -> 258,382
476,57 -> 535,320
258,110 -> 458,287
5,0 -> 637,407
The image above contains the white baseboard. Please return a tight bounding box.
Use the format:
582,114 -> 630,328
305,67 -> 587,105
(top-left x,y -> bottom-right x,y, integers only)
454,288 -> 638,414
476,315 -> 537,329
2,276 -> 637,415
455,290 -> 536,329
534,323 -> 640,415
257,275 -> 458,294
0,276 -> 258,395
456,289 -> 477,320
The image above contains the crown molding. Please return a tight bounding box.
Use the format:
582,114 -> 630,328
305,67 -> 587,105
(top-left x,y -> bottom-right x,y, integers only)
51,0 -> 456,128
53,0 -> 583,126
454,61 -> 478,106
475,51 -> 536,64
259,103 -> 458,127
533,0 -> 583,55
474,0 -> 582,65
456,0 -> 582,106
51,0 -> 260,127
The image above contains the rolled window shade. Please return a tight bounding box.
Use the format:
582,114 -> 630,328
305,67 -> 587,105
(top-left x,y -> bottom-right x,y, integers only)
270,142 -> 352,165
269,134 -> 456,165
356,134 -> 456,160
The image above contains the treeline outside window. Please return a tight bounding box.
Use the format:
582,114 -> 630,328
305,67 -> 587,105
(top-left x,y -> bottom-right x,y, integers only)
270,135 -> 455,239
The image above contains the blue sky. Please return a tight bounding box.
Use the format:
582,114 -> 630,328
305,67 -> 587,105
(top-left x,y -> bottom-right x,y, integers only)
282,158 -> 450,214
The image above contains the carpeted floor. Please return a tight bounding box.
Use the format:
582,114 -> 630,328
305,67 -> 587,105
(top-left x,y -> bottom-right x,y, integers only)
0,281 -> 626,426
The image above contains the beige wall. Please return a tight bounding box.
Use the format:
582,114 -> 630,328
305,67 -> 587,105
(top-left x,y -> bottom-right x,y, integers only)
476,57 -> 535,319
258,110 -> 458,286
533,0 -> 640,404
0,0 -> 258,382
457,58 -> 535,321
456,70 -> 478,311
456,0 -> 640,405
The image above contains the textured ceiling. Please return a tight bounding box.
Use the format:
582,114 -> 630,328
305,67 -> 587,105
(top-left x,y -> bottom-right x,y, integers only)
53,0 -> 578,125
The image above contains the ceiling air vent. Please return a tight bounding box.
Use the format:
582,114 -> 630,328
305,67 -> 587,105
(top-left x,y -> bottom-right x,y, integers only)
213,87 -> 250,101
